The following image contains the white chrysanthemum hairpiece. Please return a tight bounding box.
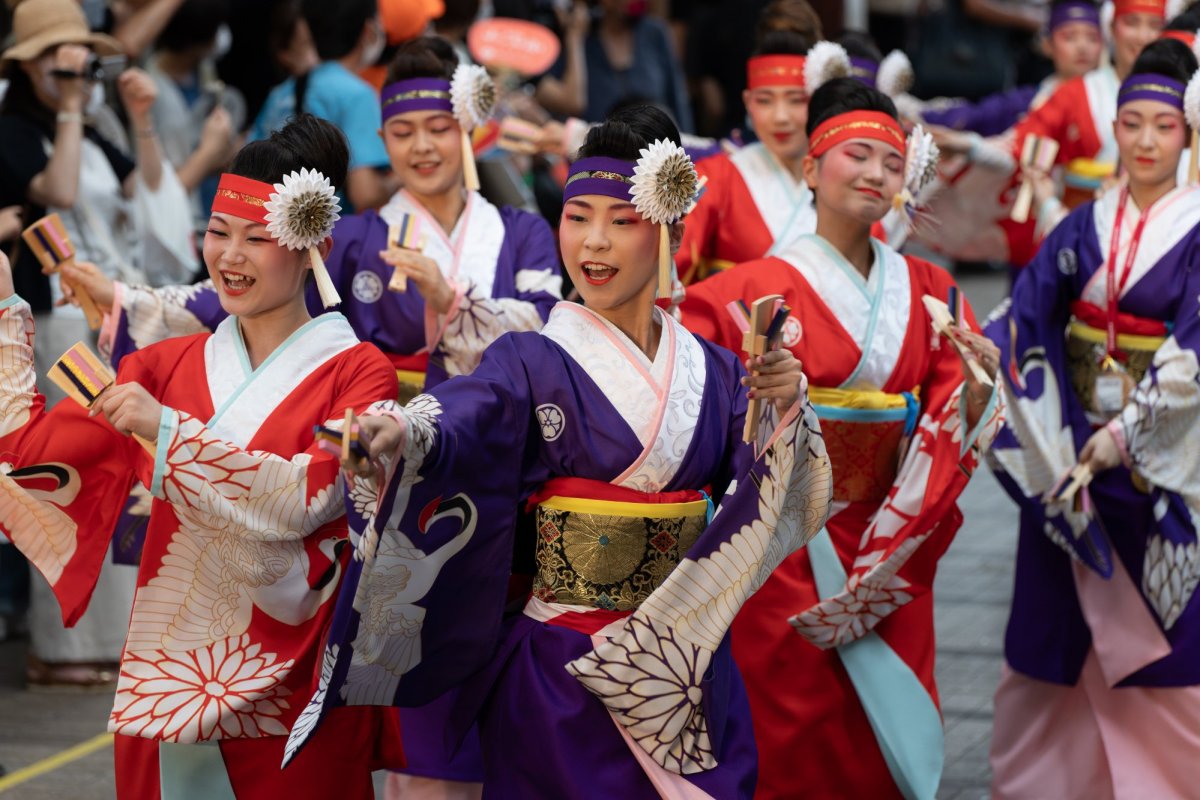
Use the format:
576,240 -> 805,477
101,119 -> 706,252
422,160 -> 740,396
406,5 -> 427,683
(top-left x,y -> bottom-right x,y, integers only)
892,125 -> 940,225
630,138 -> 698,297
450,64 -> 495,193
1185,71 -> 1200,131
876,50 -> 914,99
264,168 -> 342,306
450,64 -> 496,130
1186,71 -> 1200,184
804,41 -> 850,93
1167,0 -> 1186,21
630,139 -> 699,225
1101,1 -> 1114,46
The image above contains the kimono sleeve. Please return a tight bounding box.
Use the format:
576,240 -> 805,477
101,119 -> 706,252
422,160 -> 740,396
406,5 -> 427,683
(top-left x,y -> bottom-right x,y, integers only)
101,279 -> 227,367
791,265 -> 1006,649
431,209 -> 563,378
147,344 -> 398,533
676,263 -> 755,351
0,296 -> 146,624
1107,242 -> 1200,626
284,335 -> 538,762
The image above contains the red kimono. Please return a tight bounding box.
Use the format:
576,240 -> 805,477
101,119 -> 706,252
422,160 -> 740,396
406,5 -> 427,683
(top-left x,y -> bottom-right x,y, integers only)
0,299 -> 403,799
677,144 -> 815,285
680,235 -> 1004,799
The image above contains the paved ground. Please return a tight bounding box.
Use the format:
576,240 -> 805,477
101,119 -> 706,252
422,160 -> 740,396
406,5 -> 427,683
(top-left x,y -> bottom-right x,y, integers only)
0,269 -> 1018,799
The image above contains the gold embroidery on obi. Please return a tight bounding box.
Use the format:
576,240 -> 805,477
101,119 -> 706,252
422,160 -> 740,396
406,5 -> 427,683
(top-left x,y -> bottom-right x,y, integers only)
532,502 -> 706,611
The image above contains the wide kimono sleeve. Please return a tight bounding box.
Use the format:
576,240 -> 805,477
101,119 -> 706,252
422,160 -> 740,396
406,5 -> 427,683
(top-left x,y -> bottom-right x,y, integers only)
1010,76 -> 1096,167
100,279 -> 227,367
790,263 -> 1006,649
675,261 -> 761,350
1106,243 -> 1200,628
983,209 -> 1116,571
147,344 -> 398,535
920,84 -> 1039,138
0,295 -> 151,624
429,209 -> 563,378
282,335 -> 538,763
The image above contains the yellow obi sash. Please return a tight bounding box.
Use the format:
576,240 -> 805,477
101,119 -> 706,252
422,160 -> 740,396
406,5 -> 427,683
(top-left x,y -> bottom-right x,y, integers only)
396,369 -> 426,405
1065,319 -> 1165,419
530,481 -> 709,611
1062,158 -> 1115,209
809,386 -> 920,504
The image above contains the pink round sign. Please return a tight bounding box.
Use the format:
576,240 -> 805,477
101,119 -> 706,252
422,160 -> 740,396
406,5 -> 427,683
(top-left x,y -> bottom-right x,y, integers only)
468,18 -> 561,77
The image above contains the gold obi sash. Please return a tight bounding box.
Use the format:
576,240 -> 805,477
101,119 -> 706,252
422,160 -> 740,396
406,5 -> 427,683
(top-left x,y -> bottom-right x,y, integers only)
1065,319 -> 1165,420
809,386 -> 920,504
1063,158 -> 1115,210
395,369 -> 426,405
530,481 -> 709,611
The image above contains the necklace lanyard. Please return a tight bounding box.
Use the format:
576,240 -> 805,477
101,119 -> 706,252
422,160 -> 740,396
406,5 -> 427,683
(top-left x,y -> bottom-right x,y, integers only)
1105,188 -> 1151,359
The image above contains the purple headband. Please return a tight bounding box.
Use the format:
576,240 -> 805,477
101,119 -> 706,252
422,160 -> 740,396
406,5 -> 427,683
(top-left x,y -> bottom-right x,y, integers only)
563,157 -> 636,204
1049,1 -> 1101,32
849,56 -> 879,88
380,78 -> 452,123
1118,73 -> 1186,110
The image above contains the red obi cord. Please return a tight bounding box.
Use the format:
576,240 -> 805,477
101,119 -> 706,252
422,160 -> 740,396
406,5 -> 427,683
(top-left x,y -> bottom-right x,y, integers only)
808,111 -> 906,159
212,174 -> 273,225
747,54 -> 806,90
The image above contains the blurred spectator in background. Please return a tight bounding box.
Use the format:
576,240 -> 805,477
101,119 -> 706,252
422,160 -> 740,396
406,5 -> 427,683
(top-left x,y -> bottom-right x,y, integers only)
146,0 -> 243,238
252,0 -> 395,211
537,0 -> 693,132
0,0 -> 183,689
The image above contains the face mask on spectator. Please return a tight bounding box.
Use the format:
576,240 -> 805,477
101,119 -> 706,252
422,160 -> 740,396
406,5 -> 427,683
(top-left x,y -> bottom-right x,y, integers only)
85,80 -> 104,115
359,19 -> 385,69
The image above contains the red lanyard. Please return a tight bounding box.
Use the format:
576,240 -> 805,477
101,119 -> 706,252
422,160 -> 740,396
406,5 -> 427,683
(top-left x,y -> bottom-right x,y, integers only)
1105,188 -> 1151,359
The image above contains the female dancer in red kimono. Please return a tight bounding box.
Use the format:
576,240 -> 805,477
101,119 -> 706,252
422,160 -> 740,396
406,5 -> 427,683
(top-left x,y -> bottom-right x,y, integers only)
680,78 -> 1005,799
0,115 -> 403,798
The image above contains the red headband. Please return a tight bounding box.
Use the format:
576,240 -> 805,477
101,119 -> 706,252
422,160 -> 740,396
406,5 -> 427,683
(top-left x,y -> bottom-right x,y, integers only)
1114,0 -> 1165,18
212,174 -> 273,225
1160,29 -> 1196,47
747,54 -> 806,90
808,111 -> 906,159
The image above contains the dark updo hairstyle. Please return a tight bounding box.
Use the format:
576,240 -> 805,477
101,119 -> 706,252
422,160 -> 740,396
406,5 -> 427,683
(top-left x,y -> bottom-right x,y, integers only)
1127,37 -> 1199,83
839,30 -> 882,65
229,112 -> 349,191
384,35 -> 459,85
1164,0 -> 1200,31
805,77 -> 899,141
576,104 -> 682,162
752,0 -> 822,58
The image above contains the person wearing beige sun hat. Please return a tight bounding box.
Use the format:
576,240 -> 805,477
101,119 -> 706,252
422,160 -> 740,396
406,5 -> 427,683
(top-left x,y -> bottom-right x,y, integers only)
0,0 -> 192,691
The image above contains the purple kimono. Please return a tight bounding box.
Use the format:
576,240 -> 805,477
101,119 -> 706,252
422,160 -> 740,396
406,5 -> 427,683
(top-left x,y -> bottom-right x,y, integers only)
284,303 -> 833,796
101,189 -> 562,389
986,185 -> 1200,688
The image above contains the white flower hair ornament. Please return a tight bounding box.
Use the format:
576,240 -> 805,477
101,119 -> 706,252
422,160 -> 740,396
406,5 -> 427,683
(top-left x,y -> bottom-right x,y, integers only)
1168,0 -> 1186,22
804,41 -> 851,94
892,124 -> 940,226
876,50 -> 914,99
630,138 -> 699,297
264,168 -> 343,307
450,64 -> 497,193
1185,71 -> 1200,184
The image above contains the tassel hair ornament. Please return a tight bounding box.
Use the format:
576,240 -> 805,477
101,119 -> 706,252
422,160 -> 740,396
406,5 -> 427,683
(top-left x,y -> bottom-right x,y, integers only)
264,167 -> 343,307
450,64 -> 497,193
629,139 -> 699,297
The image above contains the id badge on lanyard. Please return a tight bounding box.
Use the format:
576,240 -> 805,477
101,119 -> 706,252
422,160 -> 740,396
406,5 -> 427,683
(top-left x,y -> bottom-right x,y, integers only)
1097,188 -> 1145,415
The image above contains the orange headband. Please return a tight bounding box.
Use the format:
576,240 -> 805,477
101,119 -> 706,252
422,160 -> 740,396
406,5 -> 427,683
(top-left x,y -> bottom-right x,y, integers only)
747,54 -> 806,90
1114,0 -> 1165,18
212,174 -> 272,225
808,111 -> 906,159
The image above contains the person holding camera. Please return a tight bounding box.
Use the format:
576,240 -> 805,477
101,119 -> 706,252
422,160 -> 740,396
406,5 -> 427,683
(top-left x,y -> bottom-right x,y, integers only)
0,0 -> 175,690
